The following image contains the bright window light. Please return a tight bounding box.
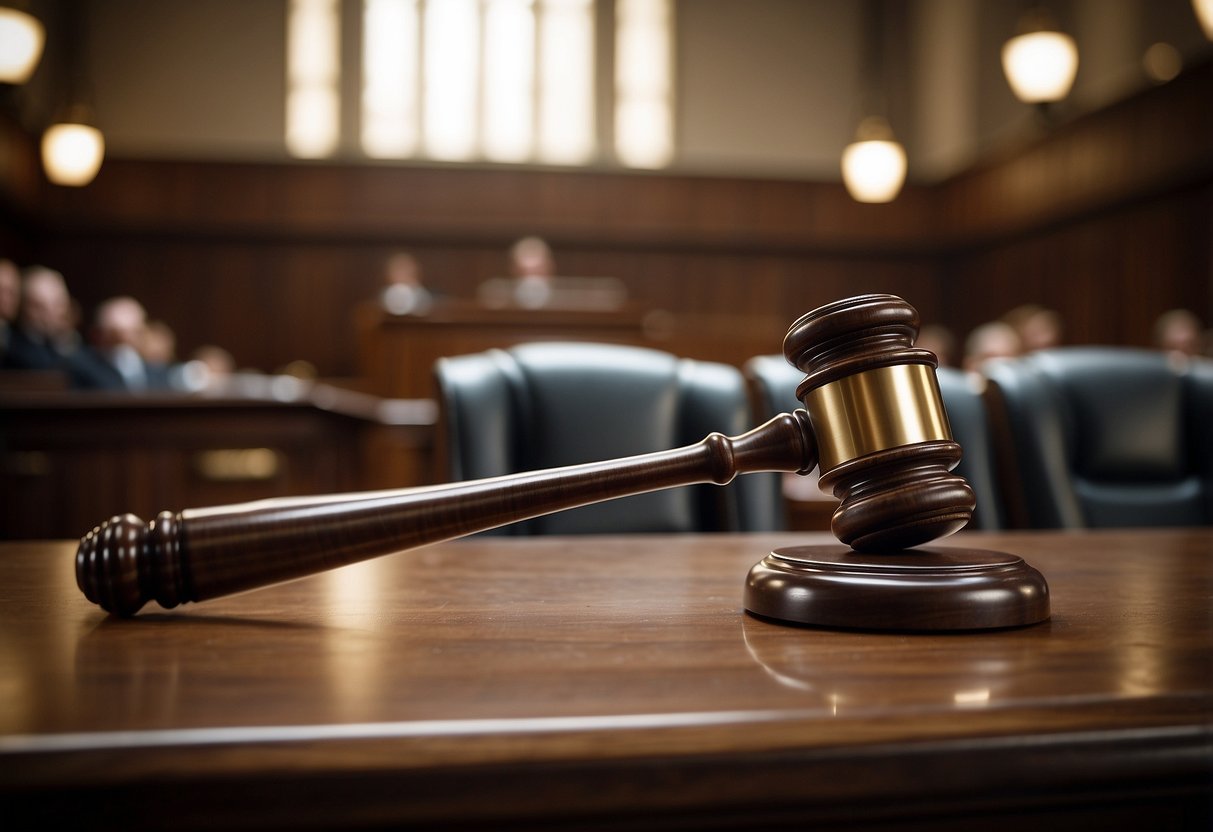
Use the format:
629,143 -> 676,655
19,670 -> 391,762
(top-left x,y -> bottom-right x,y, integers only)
299,0 -> 630,167
483,0 -> 536,162
287,0 -> 341,158
615,0 -> 673,169
538,0 -> 595,165
424,0 -> 480,161
362,0 -> 420,158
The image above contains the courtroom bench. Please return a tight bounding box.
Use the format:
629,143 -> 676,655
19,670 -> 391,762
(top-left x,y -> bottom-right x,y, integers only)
0,377 -> 435,540
355,299 -> 785,398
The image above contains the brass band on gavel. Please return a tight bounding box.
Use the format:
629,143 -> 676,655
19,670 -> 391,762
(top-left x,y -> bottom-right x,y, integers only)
803,363 -> 953,473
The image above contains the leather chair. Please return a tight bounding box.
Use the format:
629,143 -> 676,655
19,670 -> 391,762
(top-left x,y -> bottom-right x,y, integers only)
983,347 -> 1213,529
743,356 -> 1005,530
434,342 -> 780,534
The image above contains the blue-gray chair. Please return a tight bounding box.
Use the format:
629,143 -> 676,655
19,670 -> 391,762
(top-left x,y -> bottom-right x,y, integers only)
983,348 -> 1213,528
434,342 -> 780,534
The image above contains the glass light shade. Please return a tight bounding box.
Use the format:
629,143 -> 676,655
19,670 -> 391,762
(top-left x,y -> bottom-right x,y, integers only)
0,7 -> 44,83
1001,30 -> 1078,103
1195,0 -> 1213,40
842,138 -> 907,203
41,123 -> 106,186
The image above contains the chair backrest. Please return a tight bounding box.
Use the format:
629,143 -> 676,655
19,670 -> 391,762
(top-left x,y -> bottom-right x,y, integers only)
743,356 -> 1005,530
434,342 -> 780,534
983,347 -> 1213,529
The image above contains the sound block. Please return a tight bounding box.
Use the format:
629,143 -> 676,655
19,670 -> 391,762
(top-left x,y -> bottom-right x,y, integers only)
744,545 -> 1050,631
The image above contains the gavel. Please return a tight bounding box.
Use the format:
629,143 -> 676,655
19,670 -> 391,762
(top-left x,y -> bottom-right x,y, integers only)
80,294 -> 1037,628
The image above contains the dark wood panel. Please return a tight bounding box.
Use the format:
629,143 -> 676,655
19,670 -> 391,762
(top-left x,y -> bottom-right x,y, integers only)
0,387 -> 434,540
936,60 -> 1213,347
943,182 -> 1213,347
942,59 -> 1213,243
37,158 -> 939,249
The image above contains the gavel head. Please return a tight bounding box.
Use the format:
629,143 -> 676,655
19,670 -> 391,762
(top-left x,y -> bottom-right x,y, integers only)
785,293 -> 975,552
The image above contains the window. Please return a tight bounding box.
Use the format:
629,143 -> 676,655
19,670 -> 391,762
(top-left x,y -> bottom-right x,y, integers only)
615,0 -> 673,168
482,0 -> 536,162
286,0 -> 342,159
362,0 -> 421,158
534,0 -> 595,164
286,0 -> 672,169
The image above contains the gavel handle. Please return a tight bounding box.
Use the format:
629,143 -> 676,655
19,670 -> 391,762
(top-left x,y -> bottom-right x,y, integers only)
77,411 -> 817,616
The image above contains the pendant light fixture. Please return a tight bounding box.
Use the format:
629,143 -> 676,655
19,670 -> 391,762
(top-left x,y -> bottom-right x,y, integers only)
842,0 -> 906,204
1195,0 -> 1213,40
41,3 -> 104,186
1001,5 -> 1079,104
0,3 -> 44,84
42,104 -> 105,186
842,116 -> 907,204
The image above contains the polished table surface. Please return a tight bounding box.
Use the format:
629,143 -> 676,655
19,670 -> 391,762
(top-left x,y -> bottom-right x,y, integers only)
1,529 -> 1210,829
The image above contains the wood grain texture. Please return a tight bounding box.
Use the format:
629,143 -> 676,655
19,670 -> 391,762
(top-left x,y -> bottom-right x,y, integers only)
1,530 -> 1210,829
31,160 -> 941,379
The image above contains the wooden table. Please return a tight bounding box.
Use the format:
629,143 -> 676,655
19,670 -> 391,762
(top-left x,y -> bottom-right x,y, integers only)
1,529 -> 1210,829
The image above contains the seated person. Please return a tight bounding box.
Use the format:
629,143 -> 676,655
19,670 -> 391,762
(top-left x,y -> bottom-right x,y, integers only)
1153,309 -> 1207,358
74,296 -> 172,391
507,235 -> 556,309
378,251 -> 433,316
2,266 -> 83,376
478,236 -> 627,311
170,344 -> 236,393
1003,304 -> 1063,353
963,321 -> 1022,373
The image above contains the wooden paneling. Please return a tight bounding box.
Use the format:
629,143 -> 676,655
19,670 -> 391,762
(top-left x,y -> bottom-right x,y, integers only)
28,164 -> 941,378
942,60 -> 1213,243
942,183 -> 1213,347
5,60 -> 1211,381
358,302 -> 659,398
37,158 -> 939,247
938,59 -> 1213,344
0,387 -> 434,540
